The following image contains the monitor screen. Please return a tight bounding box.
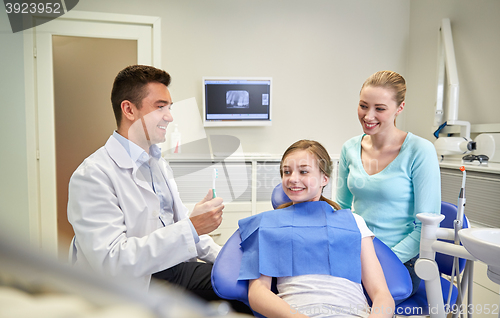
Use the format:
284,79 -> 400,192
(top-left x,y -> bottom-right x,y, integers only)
202,77 -> 272,127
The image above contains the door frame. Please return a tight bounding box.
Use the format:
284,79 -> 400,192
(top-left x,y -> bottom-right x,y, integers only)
23,11 -> 161,253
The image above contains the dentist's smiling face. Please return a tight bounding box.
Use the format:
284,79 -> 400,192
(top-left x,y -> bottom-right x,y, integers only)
358,86 -> 403,135
132,82 -> 173,146
281,150 -> 329,204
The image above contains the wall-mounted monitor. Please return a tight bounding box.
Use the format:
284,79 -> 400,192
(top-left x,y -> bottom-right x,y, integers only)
202,77 -> 272,127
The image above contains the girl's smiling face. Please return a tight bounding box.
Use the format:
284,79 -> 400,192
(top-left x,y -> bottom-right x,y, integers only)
281,150 -> 329,204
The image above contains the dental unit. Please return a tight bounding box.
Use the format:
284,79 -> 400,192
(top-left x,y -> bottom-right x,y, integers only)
416,166 -> 477,318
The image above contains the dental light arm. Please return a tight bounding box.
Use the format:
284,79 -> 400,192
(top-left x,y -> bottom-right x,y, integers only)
434,18 -> 475,157
435,18 -> 466,135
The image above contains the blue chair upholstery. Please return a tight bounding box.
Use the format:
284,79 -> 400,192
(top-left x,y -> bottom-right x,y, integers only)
395,201 -> 469,316
271,184 -> 291,209
371,237 -> 413,304
211,229 -> 250,306
211,184 -> 412,313
211,229 -> 413,308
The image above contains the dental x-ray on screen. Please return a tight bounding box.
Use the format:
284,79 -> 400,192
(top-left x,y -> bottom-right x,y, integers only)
203,77 -> 272,127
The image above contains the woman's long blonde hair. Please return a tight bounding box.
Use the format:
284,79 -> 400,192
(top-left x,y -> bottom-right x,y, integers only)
277,140 -> 341,211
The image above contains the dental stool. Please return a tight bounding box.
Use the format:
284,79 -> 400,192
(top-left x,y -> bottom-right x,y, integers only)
211,184 -> 412,315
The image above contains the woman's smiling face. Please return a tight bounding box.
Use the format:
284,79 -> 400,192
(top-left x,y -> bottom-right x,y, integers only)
358,85 -> 403,135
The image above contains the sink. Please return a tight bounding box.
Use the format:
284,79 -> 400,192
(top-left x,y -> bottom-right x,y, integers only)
459,228 -> 500,284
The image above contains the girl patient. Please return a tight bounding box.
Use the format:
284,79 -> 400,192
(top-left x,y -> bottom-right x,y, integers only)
237,140 -> 394,318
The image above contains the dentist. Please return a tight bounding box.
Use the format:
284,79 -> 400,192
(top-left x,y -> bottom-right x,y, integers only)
68,65 -> 223,297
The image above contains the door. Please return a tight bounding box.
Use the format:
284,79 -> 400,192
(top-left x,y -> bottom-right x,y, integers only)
24,11 -> 161,255
53,35 -> 137,257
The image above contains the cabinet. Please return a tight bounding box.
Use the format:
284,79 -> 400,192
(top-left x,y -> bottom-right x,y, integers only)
465,261 -> 500,316
440,163 -> 500,228
168,156 -> 337,245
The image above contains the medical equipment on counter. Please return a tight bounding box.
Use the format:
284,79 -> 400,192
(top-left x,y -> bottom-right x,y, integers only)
434,136 -> 475,157
462,154 -> 489,166
474,133 -> 500,163
434,132 -> 500,161
435,132 -> 500,163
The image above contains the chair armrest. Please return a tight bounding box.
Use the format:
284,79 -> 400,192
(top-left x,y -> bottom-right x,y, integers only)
211,230 -> 250,306
371,237 -> 412,303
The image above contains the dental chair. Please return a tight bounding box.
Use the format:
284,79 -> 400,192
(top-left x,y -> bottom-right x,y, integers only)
395,201 -> 470,317
211,184 -> 412,316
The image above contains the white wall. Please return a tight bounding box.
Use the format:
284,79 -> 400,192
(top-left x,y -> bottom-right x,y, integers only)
3,0 -> 498,245
0,8 -> 31,245
73,0 -> 410,156
0,0 -> 410,247
405,0 -> 500,141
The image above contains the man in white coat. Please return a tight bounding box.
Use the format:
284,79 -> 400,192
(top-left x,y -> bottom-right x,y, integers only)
68,65 -> 235,307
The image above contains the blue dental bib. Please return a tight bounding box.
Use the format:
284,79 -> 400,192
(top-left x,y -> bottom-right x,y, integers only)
237,201 -> 361,284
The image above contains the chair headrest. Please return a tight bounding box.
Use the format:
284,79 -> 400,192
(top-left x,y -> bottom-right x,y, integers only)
271,184 -> 291,209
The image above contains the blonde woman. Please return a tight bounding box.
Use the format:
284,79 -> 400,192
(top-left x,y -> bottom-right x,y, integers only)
336,71 -> 441,300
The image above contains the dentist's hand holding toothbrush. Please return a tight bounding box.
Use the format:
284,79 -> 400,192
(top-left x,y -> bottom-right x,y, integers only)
190,189 -> 224,236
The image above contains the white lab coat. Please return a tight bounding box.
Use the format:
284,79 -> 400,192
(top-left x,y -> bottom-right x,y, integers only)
68,135 -> 221,292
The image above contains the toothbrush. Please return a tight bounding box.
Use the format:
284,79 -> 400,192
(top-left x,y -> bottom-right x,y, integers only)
212,168 -> 218,198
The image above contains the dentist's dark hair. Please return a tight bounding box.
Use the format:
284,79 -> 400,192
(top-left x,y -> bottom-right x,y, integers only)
278,139 -> 341,211
111,65 -> 171,128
